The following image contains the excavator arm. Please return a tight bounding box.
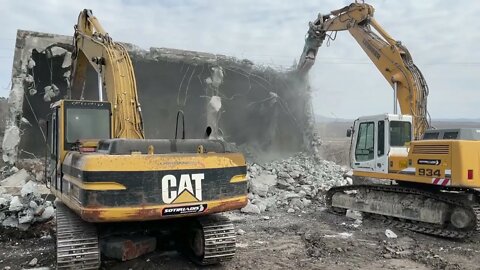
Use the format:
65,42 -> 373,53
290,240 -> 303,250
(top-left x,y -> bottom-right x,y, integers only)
70,9 -> 144,139
298,3 -> 430,139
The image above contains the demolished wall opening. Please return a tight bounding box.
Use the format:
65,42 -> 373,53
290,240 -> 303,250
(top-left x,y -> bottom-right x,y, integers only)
6,30 -> 315,163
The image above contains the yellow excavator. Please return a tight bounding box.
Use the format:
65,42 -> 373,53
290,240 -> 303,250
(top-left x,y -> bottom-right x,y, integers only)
300,2 -> 480,238
49,10 -> 247,268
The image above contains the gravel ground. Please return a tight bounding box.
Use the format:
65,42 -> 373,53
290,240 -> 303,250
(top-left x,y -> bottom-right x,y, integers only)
1,202 -> 480,270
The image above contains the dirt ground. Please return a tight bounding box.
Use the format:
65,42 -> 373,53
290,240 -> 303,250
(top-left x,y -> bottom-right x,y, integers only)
1,200 -> 480,270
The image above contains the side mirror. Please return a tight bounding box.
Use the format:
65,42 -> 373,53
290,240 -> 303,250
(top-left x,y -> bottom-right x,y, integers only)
346,128 -> 352,137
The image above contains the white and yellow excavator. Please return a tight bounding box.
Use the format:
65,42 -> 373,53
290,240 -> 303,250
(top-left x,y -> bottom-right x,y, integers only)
299,2 -> 480,238
49,10 -> 247,269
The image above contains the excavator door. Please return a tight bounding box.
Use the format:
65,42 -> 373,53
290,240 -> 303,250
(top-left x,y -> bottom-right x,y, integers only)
349,114 -> 413,174
48,99 -> 112,193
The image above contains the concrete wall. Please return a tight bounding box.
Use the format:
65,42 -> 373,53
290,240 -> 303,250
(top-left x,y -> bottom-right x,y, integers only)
4,30 -> 314,163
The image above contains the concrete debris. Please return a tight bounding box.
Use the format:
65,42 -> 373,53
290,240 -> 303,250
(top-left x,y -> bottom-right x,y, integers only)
385,229 -> 398,239
0,191 -> 54,230
242,152 -> 348,214
62,52 -> 72,68
1,169 -> 30,187
21,181 -> 40,197
8,196 -> 23,211
237,229 -> 246,235
345,209 -> 362,221
20,117 -> 31,126
241,200 -> 261,214
27,58 -> 36,69
0,163 -> 54,230
205,66 -> 224,89
2,126 -> 21,164
19,209 -> 34,224
25,74 -> 34,84
28,257 -> 38,266
2,216 -> 19,228
206,95 -> 223,139
38,205 -> 55,222
43,84 -> 60,102
249,173 -> 277,197
48,46 -> 67,58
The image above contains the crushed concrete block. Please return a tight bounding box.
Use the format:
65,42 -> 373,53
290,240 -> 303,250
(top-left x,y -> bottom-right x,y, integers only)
2,216 -> 19,228
38,206 -> 54,222
249,173 -> 277,197
19,209 -> 34,224
1,169 -> 30,187
29,200 -> 38,209
2,126 -> 21,164
240,201 -> 261,214
27,58 -> 36,69
43,84 -> 59,102
290,198 -> 304,210
48,47 -> 67,57
21,181 -> 39,197
237,229 -> 245,235
62,52 -> 72,68
0,197 -> 8,207
346,210 -> 362,221
17,223 -> 30,231
28,257 -> 38,266
385,229 -> 398,239
29,88 -> 37,96
9,196 -> 23,211
101,236 -> 156,261
301,198 -> 312,207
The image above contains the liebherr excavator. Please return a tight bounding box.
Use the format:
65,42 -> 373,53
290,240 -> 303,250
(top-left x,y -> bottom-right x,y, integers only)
49,10 -> 247,268
300,2 -> 480,238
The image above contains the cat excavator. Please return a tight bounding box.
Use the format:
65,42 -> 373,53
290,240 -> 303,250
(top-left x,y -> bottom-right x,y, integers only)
299,2 -> 480,238
49,10 -> 247,269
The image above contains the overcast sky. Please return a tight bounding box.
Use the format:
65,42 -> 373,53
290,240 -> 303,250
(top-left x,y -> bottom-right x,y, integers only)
1,0 -> 479,119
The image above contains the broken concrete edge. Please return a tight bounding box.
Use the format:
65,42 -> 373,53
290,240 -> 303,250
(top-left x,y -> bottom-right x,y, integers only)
4,29 -> 316,165
3,30 -> 73,165
1,168 -> 54,230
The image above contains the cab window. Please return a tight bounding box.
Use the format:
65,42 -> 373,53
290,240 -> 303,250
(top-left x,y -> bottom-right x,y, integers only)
355,122 -> 375,161
66,108 -> 110,143
390,121 -> 411,147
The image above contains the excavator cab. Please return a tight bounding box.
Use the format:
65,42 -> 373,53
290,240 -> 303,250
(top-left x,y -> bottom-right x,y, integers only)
349,114 -> 413,174
48,99 -> 112,192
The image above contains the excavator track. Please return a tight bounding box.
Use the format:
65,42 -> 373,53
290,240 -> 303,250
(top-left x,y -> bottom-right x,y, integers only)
56,202 -> 100,269
183,214 -> 236,265
326,184 -> 479,239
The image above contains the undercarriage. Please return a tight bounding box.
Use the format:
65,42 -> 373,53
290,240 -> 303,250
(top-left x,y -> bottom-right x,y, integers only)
326,184 -> 480,238
55,202 -> 237,269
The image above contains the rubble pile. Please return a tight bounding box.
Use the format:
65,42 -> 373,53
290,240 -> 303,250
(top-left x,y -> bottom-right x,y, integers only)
242,152 -> 350,214
0,163 -> 53,231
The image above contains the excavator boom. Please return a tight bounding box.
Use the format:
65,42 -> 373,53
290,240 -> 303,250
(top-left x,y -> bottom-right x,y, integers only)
298,3 -> 430,139
70,9 -> 144,139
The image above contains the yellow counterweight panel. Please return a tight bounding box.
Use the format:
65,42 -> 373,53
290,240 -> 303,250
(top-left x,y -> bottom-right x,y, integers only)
69,152 -> 246,172
451,141 -> 480,187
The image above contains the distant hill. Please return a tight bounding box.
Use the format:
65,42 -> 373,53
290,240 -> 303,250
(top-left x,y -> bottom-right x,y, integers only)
315,114 -> 480,139
316,114 -> 480,124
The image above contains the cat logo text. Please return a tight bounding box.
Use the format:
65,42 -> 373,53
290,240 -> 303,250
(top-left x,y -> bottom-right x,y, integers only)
161,173 -> 204,204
